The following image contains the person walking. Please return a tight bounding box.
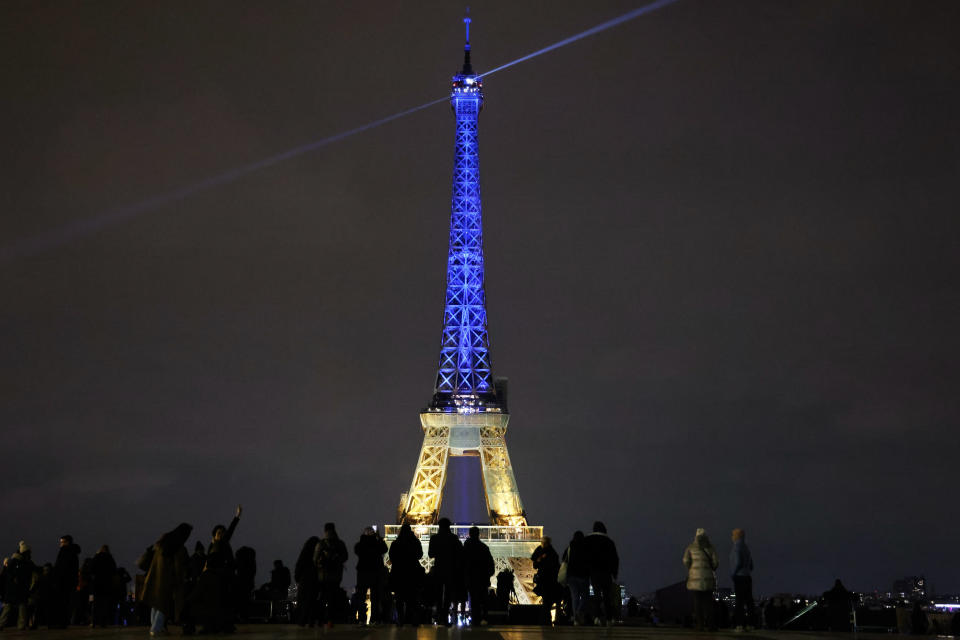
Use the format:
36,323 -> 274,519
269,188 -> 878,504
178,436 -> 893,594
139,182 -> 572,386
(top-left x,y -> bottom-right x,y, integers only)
730,529 -> 754,631
89,545 -> 118,627
142,523 -> 192,636
428,518 -> 462,627
353,527 -> 387,625
388,524 -> 423,627
562,531 -> 590,625
294,537 -> 320,627
683,528 -> 719,632
584,521 -> 620,626
531,536 -> 560,623
462,526 -> 495,626
315,523 -> 348,629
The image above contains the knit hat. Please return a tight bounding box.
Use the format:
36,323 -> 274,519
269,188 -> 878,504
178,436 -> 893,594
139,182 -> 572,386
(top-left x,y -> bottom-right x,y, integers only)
18,540 -> 29,554
695,528 -> 706,538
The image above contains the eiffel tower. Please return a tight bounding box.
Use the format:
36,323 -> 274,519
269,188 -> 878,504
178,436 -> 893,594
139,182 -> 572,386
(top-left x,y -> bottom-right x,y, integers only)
385,15 -> 544,604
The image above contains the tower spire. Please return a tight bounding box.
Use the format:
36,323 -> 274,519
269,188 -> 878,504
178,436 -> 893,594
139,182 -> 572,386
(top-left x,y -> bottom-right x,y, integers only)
461,10 -> 474,75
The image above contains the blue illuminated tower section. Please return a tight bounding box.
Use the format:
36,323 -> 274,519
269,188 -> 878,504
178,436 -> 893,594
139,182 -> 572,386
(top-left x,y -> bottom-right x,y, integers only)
431,16 -> 496,412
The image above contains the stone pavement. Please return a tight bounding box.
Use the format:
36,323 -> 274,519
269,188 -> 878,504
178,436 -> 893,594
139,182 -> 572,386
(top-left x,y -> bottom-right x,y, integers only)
0,625 -> 895,640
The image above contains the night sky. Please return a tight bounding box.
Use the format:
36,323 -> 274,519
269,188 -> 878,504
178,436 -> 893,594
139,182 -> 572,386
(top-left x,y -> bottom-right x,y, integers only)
2,1 -> 959,596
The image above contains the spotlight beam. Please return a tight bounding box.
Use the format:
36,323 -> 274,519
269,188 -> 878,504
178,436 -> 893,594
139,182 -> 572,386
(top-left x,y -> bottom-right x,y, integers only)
2,0 -> 680,262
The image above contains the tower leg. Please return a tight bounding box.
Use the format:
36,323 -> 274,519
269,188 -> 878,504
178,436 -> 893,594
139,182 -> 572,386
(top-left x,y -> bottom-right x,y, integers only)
479,426 -> 527,526
401,425 -> 450,524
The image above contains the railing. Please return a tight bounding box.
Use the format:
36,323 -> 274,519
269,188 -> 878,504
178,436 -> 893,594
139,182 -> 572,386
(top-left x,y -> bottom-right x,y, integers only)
382,524 -> 543,542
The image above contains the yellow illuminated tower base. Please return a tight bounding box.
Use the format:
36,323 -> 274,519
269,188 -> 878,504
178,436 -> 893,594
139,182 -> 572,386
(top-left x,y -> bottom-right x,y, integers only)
401,412 -> 526,526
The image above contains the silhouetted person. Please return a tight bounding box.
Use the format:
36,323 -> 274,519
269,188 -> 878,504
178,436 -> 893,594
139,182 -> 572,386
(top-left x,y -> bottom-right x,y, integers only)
563,531 -> 590,625
585,521 -> 620,626
51,535 -> 80,628
294,537 -> 320,626
234,546 -> 256,620
462,526 -> 495,626
206,505 -> 242,628
428,517 -> 463,626
730,528 -> 755,630
495,569 -> 514,610
90,545 -> 117,627
142,523 -> 192,635
315,523 -> 347,628
822,579 -> 852,631
188,542 -> 206,585
683,528 -> 718,632
388,523 -> 423,627
0,542 -> 35,630
269,560 -> 291,598
531,536 -> 560,623
354,526 -> 387,625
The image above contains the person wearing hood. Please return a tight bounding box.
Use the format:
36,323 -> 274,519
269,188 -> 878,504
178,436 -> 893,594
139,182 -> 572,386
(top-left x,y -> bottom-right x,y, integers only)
683,528 -> 719,631
51,535 -> 81,628
730,529 -> 754,631
0,542 -> 35,630
142,522 -> 193,636
90,545 -> 118,627
584,521 -> 620,626
353,527 -> 387,626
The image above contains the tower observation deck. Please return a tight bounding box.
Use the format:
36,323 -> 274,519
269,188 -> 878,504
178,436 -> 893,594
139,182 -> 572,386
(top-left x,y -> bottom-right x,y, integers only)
389,15 -> 543,605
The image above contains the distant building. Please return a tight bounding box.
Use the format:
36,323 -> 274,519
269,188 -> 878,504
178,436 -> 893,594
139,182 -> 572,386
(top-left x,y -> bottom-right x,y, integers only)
892,576 -> 926,601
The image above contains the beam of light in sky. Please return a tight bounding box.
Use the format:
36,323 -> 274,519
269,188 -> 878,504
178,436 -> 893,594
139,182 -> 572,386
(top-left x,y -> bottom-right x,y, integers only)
1,0 -> 680,262
479,0 -> 681,78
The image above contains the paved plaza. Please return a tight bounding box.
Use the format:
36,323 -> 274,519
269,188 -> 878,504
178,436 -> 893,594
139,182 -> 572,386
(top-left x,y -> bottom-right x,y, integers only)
0,626 -> 898,640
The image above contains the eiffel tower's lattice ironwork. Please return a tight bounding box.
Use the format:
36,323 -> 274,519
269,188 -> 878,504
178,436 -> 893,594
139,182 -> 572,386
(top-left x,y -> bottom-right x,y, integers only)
391,16 -> 544,606
398,18 -> 529,530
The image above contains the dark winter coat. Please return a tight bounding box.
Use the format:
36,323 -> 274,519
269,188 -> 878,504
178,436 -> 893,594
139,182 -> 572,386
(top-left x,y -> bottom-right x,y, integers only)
730,539 -> 753,578
354,534 -> 387,580
294,538 -> 320,589
531,544 -> 560,591
563,536 -> 590,579
462,537 -> 495,589
90,550 -> 117,596
388,529 -> 423,591
314,536 -> 348,585
2,552 -> 36,605
53,543 -> 81,593
428,529 -> 462,583
142,523 -> 192,619
584,532 -> 619,579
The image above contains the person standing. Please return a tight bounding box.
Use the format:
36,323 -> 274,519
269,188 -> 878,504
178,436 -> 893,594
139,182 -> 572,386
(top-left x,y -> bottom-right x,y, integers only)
51,535 -> 81,628
206,505 -> 242,627
315,523 -> 348,629
683,528 -> 719,631
142,523 -> 192,636
0,542 -> 35,630
353,527 -> 387,625
388,524 -> 423,627
531,536 -> 560,623
730,529 -> 754,631
563,531 -> 590,625
90,545 -> 118,627
428,518 -> 463,627
294,537 -> 320,627
584,522 -> 620,626
462,527 -> 495,626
